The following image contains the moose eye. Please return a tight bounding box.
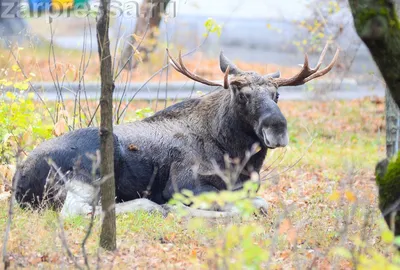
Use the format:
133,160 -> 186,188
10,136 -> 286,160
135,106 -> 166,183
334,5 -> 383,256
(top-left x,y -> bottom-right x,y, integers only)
238,93 -> 247,103
274,92 -> 279,103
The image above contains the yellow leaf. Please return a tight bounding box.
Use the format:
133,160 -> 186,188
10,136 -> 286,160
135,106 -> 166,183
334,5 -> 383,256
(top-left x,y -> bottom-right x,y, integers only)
328,190 -> 340,201
382,230 -> 394,244
133,49 -> 143,63
5,92 -> 16,100
345,191 -> 356,202
11,64 -> 21,72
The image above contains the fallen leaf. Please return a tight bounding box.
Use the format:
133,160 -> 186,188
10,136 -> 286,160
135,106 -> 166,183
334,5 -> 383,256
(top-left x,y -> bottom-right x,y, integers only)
287,228 -> 297,246
328,190 -> 340,201
344,191 -> 356,202
279,219 -> 292,234
191,249 -> 197,257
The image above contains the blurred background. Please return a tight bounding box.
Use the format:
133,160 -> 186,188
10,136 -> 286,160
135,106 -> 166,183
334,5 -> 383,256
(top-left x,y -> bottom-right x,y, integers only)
0,0 -> 384,101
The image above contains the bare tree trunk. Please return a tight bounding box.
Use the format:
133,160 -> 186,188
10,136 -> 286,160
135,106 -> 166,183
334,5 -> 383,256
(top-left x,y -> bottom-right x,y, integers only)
96,0 -> 116,251
120,0 -> 171,70
386,88 -> 400,158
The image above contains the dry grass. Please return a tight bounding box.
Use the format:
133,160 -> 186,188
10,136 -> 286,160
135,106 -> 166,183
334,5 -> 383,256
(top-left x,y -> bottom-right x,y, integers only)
0,97 -> 394,268
0,44 -> 331,84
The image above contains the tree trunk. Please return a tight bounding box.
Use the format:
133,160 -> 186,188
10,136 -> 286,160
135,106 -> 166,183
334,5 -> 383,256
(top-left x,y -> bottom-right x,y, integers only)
97,0 -> 116,251
386,88 -> 400,158
349,0 -> 400,238
348,0 -> 400,108
120,0 -> 171,70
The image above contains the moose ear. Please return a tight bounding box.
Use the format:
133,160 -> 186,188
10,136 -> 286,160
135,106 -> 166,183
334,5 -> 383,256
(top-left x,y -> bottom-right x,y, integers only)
265,70 -> 281,79
219,51 -> 242,75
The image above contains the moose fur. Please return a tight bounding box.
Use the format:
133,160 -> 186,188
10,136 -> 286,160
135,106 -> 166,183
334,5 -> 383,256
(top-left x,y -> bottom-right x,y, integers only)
14,47 -> 338,209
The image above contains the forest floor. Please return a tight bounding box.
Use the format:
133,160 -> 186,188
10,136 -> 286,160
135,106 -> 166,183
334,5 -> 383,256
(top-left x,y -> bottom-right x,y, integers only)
0,97 -> 395,269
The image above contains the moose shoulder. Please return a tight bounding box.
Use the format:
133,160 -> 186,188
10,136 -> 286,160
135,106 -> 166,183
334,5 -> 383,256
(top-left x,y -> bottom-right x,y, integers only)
14,45 -> 339,208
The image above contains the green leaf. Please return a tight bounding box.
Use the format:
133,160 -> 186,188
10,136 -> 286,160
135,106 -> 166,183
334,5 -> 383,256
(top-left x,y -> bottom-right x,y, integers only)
394,236 -> 400,246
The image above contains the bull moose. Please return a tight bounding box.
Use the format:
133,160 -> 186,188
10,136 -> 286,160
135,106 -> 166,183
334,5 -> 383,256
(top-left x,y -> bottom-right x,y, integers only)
14,45 -> 339,212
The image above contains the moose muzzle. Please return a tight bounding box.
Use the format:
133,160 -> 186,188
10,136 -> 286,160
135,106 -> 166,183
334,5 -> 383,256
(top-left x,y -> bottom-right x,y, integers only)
258,112 -> 288,149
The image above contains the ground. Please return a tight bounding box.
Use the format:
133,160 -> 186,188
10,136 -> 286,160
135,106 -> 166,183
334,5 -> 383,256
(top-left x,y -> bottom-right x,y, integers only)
0,97 -> 395,269
0,45 -> 341,84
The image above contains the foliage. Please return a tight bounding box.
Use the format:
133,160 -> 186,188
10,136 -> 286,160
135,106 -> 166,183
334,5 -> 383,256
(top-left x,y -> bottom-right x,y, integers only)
204,18 -> 223,37
170,180 -> 260,217
0,70 -> 53,164
134,107 -> 154,120
293,1 -> 342,52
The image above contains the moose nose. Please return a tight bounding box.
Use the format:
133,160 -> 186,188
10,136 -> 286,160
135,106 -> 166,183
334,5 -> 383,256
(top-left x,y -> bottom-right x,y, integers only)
259,114 -> 288,149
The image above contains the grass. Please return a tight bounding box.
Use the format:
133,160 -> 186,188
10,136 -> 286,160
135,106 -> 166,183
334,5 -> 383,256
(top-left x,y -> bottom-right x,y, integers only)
0,97 -> 396,269
0,42 -> 333,85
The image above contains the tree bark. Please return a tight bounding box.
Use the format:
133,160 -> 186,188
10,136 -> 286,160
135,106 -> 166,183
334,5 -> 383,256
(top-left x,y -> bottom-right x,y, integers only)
120,0 -> 171,70
348,0 -> 400,108
349,0 -> 400,238
97,0 -> 116,251
386,88 -> 400,158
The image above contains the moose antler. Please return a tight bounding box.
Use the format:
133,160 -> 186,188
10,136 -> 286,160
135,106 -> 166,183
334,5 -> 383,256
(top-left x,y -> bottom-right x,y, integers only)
272,43 -> 340,87
166,49 -> 230,89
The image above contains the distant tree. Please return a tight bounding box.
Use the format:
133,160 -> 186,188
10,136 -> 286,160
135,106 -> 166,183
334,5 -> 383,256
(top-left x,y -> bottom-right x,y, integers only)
97,0 -> 116,250
120,0 -> 171,70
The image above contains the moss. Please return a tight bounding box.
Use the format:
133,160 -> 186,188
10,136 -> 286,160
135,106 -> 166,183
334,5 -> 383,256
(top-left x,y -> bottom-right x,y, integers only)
375,154 -> 400,210
350,1 -> 400,40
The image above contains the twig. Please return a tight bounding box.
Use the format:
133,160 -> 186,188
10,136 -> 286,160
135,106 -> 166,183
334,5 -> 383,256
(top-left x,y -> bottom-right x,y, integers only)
57,215 -> 84,270
2,156 -> 20,269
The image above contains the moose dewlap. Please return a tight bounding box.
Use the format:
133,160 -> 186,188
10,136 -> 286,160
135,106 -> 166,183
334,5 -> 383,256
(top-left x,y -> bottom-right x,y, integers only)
14,45 -> 339,209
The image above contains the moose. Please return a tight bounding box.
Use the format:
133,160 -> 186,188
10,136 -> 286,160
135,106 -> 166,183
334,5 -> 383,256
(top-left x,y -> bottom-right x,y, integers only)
14,45 -> 339,215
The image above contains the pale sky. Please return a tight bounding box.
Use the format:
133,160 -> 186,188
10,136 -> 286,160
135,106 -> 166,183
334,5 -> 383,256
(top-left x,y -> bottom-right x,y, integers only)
174,0 -> 310,20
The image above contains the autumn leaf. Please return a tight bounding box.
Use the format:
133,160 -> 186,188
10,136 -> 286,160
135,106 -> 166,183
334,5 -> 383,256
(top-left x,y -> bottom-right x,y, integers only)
54,118 -> 67,137
344,191 -> 356,202
191,249 -> 197,257
328,190 -> 340,201
279,219 -> 292,234
287,228 -> 297,246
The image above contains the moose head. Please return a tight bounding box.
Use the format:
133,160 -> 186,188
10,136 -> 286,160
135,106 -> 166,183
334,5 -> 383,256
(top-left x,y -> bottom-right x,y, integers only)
167,45 -> 339,149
